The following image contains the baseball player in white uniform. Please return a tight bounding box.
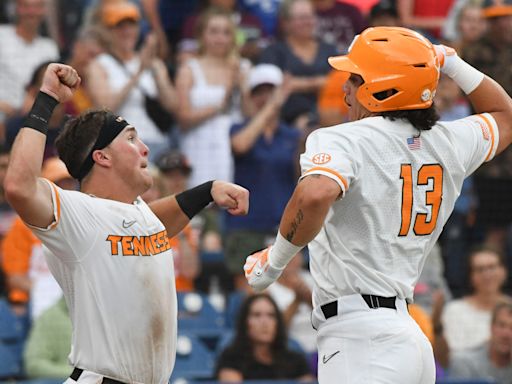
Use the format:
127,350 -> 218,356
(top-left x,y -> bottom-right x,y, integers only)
4,63 -> 249,384
244,27 -> 512,383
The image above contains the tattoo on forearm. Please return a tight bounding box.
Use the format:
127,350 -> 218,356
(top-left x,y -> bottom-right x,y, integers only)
286,209 -> 304,242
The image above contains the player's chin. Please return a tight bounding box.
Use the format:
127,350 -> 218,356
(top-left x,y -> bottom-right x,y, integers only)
140,171 -> 153,190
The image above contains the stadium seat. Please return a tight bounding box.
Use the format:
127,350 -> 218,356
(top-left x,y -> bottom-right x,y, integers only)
224,291 -> 245,329
170,333 -> 216,383
177,292 -> 225,335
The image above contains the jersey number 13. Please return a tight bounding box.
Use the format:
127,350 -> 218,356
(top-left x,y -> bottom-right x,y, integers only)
399,164 -> 443,236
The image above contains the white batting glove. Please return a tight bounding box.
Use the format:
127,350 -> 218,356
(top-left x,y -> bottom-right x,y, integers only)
434,44 -> 458,75
244,246 -> 284,291
434,44 -> 484,95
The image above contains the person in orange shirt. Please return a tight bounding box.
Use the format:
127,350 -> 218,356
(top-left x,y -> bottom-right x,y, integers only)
1,157 -> 77,316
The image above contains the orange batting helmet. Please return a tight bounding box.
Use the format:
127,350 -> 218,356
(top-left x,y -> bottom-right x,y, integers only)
328,27 -> 441,112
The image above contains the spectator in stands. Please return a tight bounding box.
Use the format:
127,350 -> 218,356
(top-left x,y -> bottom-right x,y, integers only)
442,0 -> 487,53
448,300 -> 512,383
23,296 -> 72,379
176,7 -> 249,188
312,0 -> 367,54
259,0 -> 337,125
181,0 -> 266,61
155,151 -> 201,292
462,0 -> 512,259
179,0 -> 265,62
64,25 -> 109,116
86,1 -> 178,161
215,293 -> 314,382
4,62 -> 65,159
441,245 -> 511,354
225,64 -> 302,289
397,0 -> 455,40
1,157 -> 77,318
0,0 -> 59,141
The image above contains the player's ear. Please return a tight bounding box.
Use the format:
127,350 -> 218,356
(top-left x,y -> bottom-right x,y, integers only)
91,149 -> 112,168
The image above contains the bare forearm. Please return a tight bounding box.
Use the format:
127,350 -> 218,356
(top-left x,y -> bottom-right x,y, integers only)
178,106 -> 221,130
290,76 -> 326,94
279,183 -> 334,246
5,128 -> 46,199
231,104 -> 277,154
141,0 -> 161,29
149,196 -> 190,237
101,72 -> 142,112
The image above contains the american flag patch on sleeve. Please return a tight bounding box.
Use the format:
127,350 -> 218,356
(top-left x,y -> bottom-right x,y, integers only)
407,136 -> 421,150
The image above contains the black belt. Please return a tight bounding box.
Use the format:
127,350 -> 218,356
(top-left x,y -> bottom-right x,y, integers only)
321,294 -> 397,319
70,368 -> 127,384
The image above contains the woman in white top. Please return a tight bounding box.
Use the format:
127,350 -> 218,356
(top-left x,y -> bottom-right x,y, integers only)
87,2 -> 177,161
441,245 -> 511,353
175,7 -> 249,188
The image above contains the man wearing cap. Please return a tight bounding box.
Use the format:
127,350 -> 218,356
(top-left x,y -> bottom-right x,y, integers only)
462,0 -> 512,276
225,63 -> 301,289
4,63 -> 249,383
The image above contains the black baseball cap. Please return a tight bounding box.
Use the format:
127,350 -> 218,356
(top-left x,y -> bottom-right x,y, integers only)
156,151 -> 192,174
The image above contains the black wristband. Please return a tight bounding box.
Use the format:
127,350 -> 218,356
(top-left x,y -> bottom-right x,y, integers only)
176,181 -> 214,219
24,91 -> 59,135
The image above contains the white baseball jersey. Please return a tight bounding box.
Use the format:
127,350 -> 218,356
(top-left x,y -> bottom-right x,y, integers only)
300,114 -> 498,307
30,182 -> 177,384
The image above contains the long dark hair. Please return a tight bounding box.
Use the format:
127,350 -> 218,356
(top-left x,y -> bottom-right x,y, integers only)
381,104 -> 440,132
230,293 -> 288,362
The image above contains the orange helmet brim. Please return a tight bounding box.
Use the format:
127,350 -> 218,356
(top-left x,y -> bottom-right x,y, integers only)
328,56 -> 362,76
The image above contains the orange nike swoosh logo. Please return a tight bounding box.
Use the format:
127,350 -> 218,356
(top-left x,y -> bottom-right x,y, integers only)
246,248 -> 269,276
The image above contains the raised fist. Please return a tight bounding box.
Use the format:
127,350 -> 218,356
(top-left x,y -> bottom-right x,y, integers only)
40,63 -> 81,103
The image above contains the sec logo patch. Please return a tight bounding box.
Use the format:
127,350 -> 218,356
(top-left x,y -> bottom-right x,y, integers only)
312,153 -> 332,164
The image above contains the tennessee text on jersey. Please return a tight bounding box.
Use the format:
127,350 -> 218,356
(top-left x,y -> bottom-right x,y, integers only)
106,230 -> 171,256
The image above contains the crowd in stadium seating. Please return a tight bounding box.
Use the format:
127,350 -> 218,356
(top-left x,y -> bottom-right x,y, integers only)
0,0 -> 512,383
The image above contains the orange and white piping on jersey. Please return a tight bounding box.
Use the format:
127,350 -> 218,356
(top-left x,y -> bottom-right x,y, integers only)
476,114 -> 497,162
48,181 -> 61,230
303,166 -> 349,192
26,179 -> 62,232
